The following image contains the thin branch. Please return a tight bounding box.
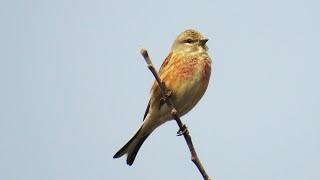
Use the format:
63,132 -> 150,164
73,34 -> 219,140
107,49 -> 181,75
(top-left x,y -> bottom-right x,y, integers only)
140,48 -> 212,180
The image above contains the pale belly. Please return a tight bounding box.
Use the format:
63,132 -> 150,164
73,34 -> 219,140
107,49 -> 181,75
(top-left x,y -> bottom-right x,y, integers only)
173,69 -> 209,116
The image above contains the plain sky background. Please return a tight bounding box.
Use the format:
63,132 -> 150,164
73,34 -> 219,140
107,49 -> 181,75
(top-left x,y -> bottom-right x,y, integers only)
1,0 -> 319,180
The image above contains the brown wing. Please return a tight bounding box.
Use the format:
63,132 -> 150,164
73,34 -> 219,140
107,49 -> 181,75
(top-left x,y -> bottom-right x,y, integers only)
150,52 -> 173,96
142,52 -> 173,121
158,52 -> 173,76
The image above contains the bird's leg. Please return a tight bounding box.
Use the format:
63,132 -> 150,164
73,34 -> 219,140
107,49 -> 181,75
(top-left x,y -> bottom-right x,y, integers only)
160,82 -> 172,103
170,108 -> 187,136
177,124 -> 188,136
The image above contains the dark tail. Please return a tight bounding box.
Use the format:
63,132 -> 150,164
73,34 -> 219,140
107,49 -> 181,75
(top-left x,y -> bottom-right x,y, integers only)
113,127 -> 150,166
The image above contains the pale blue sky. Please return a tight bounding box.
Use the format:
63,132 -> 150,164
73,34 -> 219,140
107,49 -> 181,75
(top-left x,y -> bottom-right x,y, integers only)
1,0 -> 319,180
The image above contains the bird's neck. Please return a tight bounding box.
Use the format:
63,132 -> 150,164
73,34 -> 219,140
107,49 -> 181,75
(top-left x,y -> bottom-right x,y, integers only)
173,47 -> 208,57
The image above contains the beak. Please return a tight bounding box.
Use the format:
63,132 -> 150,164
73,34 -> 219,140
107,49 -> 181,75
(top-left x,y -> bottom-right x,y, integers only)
199,38 -> 209,45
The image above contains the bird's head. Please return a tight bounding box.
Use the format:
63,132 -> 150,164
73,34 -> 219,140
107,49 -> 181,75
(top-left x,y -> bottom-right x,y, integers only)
171,29 -> 209,53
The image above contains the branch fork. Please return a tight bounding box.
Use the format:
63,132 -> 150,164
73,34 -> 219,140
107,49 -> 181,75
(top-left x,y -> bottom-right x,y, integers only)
140,48 -> 212,180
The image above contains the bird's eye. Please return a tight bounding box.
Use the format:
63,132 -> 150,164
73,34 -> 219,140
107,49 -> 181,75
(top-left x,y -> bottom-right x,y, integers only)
185,39 -> 193,43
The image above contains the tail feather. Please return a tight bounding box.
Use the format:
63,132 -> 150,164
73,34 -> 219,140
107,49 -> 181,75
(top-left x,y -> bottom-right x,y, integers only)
126,133 -> 149,165
113,127 -> 150,166
113,134 -> 135,158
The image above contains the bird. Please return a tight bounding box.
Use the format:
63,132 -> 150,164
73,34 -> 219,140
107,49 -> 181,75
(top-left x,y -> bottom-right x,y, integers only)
113,29 -> 212,165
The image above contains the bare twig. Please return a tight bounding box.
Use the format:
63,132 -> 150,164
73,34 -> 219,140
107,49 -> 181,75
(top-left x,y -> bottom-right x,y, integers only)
140,48 -> 212,180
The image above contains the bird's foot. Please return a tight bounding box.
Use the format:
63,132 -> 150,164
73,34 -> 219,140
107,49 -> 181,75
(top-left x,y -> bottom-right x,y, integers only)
160,89 -> 172,102
177,124 -> 188,136
160,89 -> 172,107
